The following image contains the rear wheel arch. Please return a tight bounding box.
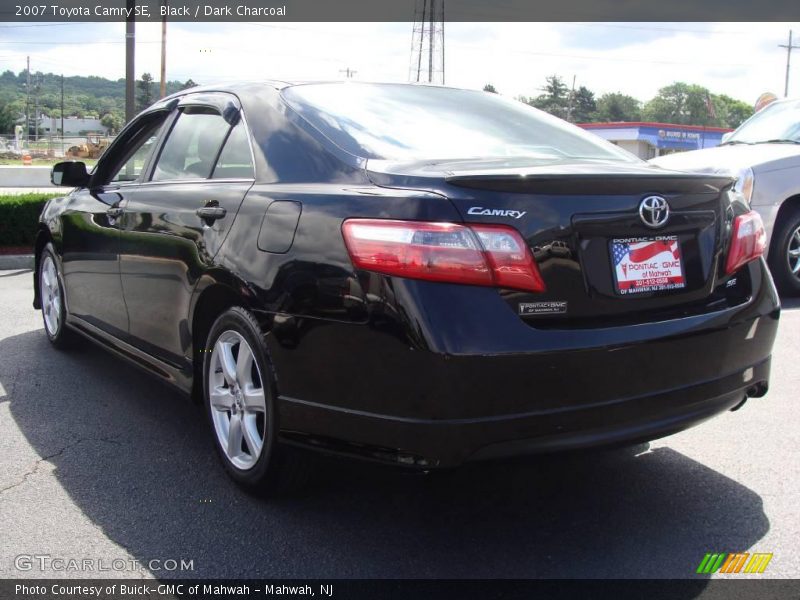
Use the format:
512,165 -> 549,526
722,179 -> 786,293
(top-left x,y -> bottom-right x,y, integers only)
768,194 -> 800,255
767,194 -> 800,295
189,282 -> 261,401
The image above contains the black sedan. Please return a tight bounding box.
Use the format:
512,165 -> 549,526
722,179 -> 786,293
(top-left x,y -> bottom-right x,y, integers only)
35,82 -> 779,489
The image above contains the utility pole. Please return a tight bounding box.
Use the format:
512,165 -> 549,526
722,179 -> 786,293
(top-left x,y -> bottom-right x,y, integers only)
25,56 -> 30,145
125,0 -> 136,123
339,67 -> 357,79
779,30 -> 799,97
33,73 -> 40,143
566,74 -> 577,122
159,1 -> 167,98
60,74 -> 65,156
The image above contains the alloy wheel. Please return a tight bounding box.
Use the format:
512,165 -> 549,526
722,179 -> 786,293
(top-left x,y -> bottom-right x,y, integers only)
788,225 -> 800,280
208,330 -> 268,470
40,255 -> 62,336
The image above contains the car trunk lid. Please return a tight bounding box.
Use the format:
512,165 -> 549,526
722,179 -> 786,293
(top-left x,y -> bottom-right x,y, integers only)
367,159 -> 742,324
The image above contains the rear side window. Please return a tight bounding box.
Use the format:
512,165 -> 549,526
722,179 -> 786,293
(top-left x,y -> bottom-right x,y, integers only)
152,108 -> 230,181
212,122 -> 254,179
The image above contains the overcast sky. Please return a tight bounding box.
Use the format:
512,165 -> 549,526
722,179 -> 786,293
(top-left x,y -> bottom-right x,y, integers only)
0,21 -> 798,104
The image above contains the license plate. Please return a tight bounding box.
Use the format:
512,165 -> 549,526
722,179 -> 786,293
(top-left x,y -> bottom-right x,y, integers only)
611,235 -> 686,296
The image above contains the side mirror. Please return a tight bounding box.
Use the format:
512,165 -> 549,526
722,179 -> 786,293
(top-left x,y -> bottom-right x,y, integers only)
51,161 -> 90,187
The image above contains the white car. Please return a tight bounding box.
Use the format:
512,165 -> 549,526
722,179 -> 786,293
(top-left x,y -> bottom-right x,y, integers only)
651,98 -> 800,295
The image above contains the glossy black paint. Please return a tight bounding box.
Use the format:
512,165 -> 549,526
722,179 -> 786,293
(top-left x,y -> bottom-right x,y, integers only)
34,82 -> 780,468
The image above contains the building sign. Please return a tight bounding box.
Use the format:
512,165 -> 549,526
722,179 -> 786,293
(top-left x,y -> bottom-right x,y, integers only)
658,129 -> 702,141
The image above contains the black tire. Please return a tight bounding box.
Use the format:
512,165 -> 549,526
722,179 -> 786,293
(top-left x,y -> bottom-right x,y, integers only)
202,306 -> 301,493
768,207 -> 800,296
38,243 -> 77,349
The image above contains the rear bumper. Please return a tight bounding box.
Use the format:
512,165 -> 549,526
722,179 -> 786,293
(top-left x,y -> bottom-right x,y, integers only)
269,263 -> 780,468
278,358 -> 769,467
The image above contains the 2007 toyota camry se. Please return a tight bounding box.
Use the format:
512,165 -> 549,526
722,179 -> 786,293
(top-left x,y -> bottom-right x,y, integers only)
35,81 -> 779,489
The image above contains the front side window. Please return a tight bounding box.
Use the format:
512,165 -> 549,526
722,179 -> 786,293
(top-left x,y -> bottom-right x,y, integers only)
111,135 -> 160,183
152,108 -> 231,181
102,113 -> 168,184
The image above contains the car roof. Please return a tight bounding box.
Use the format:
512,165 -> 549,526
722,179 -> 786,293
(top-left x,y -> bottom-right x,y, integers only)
159,80 -> 465,100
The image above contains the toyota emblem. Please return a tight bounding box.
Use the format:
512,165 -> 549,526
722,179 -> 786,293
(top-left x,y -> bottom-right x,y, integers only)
639,196 -> 670,228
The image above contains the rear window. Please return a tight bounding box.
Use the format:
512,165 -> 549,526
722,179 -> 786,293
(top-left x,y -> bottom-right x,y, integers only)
282,83 -> 637,163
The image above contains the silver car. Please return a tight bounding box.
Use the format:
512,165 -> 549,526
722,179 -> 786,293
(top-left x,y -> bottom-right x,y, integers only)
651,98 -> 800,295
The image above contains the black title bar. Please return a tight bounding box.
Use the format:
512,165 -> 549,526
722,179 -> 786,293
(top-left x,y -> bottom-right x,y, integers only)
1,0 -> 799,22
2,580 -> 800,600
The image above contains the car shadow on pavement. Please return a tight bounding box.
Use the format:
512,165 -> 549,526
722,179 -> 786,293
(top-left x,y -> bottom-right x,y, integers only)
2,329 -> 769,582
0,269 -> 32,279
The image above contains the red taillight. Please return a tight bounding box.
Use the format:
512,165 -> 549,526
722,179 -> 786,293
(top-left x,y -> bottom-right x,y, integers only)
725,210 -> 767,275
341,219 -> 545,293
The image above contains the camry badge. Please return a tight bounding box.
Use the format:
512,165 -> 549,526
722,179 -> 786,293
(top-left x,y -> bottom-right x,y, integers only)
639,196 -> 670,228
467,207 -> 526,219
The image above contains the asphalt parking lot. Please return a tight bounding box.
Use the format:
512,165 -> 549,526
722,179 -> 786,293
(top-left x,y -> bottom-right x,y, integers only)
0,267 -> 798,580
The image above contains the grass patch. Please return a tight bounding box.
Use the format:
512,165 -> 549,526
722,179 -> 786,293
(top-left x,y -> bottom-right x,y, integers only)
0,193 -> 64,248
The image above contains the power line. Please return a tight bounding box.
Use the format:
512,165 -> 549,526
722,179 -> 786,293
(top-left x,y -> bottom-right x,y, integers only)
449,41 -> 763,68
0,39 -> 161,44
575,23 -> 751,36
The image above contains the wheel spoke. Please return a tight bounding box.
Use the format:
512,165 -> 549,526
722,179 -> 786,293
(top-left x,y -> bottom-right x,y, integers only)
792,260 -> 800,274
227,413 -> 243,457
209,386 -> 233,411
46,263 -> 57,291
217,340 -> 238,385
789,248 -> 800,257
241,416 -> 263,457
243,385 -> 266,412
793,230 -> 800,245
235,341 -> 254,386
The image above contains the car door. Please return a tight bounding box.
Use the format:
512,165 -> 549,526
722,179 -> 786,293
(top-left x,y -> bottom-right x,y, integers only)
60,109 -> 171,337
117,93 -> 255,367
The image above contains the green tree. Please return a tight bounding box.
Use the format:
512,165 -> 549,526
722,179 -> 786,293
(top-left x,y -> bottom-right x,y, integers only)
595,92 -> 642,122
643,82 -> 718,126
713,94 -> 753,129
483,83 -> 497,93
136,73 -> 154,111
570,86 -> 596,123
100,112 -> 124,134
0,101 -> 22,133
181,78 -> 198,90
527,75 -> 570,119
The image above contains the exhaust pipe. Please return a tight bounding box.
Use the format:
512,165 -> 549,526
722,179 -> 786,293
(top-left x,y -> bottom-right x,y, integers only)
730,381 -> 769,412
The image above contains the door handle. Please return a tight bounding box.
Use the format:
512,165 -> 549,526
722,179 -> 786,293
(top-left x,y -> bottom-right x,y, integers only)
106,206 -> 123,218
196,205 -> 227,224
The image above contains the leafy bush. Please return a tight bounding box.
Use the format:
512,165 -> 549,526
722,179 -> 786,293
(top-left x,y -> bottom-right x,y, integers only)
0,193 -> 62,247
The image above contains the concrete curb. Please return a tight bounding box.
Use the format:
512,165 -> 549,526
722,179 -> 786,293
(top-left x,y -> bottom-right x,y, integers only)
0,255 -> 34,270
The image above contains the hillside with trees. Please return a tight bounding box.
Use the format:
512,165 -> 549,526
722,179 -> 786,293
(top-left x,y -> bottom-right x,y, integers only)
494,75 -> 753,129
0,69 -> 755,137
0,70 -> 197,135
